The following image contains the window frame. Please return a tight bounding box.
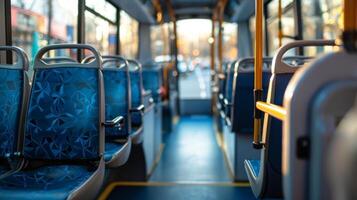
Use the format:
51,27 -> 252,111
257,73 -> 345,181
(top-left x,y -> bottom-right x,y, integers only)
83,0 -> 120,56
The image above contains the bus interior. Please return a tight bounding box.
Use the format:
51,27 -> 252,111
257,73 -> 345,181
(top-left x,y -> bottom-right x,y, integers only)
0,0 -> 357,199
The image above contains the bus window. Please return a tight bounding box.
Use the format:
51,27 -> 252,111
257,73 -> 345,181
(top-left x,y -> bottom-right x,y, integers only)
120,10 -> 139,59
302,0 -> 342,56
85,11 -> 117,55
222,22 -> 238,62
86,0 -> 116,22
268,0 -> 294,17
151,23 -> 170,62
177,19 -> 211,101
11,0 -> 78,61
267,0 -> 295,56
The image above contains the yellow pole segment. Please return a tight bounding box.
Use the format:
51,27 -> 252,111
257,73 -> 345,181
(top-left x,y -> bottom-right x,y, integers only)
253,0 -> 264,149
254,0 -> 263,91
344,0 -> 357,31
342,0 -> 357,52
256,101 -> 286,121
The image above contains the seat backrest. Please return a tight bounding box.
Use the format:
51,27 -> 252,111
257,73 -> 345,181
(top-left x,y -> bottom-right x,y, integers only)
0,46 -> 29,160
217,62 -> 229,112
328,96 -> 357,200
231,57 -> 272,133
24,44 -> 104,161
283,50 -> 356,200
217,73 -> 226,108
142,63 -> 163,103
262,40 -> 336,198
128,59 -> 144,127
309,81 -> 357,200
224,61 -> 238,119
102,56 -> 131,139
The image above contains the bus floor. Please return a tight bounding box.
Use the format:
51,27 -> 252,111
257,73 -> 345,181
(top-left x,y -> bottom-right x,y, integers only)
100,116 -> 255,200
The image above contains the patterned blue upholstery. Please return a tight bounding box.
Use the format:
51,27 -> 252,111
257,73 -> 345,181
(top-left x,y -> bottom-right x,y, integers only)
104,142 -> 124,162
103,70 -> 130,138
130,71 -> 143,126
24,68 -> 100,160
231,72 -> 271,133
142,66 -> 163,103
0,165 -> 95,200
0,69 -> 23,158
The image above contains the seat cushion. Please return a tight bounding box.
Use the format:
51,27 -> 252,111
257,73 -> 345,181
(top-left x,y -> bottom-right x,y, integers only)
246,160 -> 260,178
131,112 -> 142,127
0,164 -> 9,176
0,165 -> 96,200
130,126 -> 143,144
104,141 -> 131,168
104,142 -> 125,162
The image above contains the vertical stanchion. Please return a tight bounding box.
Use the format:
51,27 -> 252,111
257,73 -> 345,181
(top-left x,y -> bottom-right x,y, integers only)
253,0 -> 264,149
342,0 -> 357,52
211,17 -> 216,73
218,12 -> 223,73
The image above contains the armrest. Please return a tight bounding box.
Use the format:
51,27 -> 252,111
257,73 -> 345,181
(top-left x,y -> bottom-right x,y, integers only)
157,88 -> 163,95
143,90 -> 152,97
224,98 -> 232,107
130,104 -> 145,113
103,116 -> 124,128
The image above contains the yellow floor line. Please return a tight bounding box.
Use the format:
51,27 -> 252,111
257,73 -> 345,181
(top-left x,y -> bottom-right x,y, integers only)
221,144 -> 236,180
98,181 -> 250,200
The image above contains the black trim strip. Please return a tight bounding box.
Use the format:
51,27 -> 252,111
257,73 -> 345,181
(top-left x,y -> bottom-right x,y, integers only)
4,0 -> 12,64
77,0 -> 86,61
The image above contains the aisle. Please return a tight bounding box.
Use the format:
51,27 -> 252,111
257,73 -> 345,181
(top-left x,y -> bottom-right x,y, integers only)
150,116 -> 230,182
100,116 -> 256,200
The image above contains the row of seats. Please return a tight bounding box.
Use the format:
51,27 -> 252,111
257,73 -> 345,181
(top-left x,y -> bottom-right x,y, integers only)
0,44 -> 159,199
216,40 -> 341,199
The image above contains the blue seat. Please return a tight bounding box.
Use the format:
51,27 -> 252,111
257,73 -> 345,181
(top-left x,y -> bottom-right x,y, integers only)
245,54 -> 312,198
223,61 -> 237,122
0,44 -> 105,200
104,142 -> 130,165
215,72 -> 226,133
101,55 -> 132,167
0,165 -> 97,199
217,62 -> 229,115
256,73 -> 292,195
128,60 -> 145,144
0,46 -> 29,178
231,58 -> 272,133
142,63 -> 163,104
